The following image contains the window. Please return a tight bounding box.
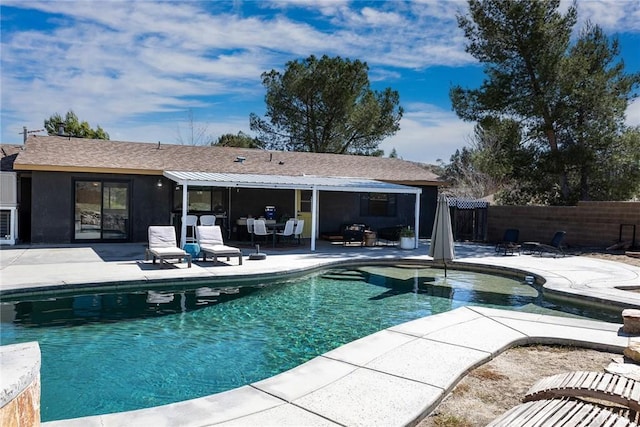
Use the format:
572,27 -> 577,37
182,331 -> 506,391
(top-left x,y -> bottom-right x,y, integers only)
74,180 -> 130,241
360,193 -> 397,217
299,190 -> 312,213
173,187 -> 223,212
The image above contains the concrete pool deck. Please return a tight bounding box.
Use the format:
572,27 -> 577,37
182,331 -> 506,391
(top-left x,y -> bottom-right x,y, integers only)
1,240 -> 640,426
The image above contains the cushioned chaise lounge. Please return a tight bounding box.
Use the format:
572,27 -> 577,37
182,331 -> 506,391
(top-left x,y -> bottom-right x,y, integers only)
196,225 -> 243,265
145,225 -> 191,268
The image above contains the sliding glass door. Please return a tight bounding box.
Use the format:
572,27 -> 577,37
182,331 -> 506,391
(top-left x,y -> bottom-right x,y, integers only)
74,180 -> 130,241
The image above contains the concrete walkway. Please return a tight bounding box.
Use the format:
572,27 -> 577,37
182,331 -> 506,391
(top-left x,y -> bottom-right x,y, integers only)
1,240 -> 640,426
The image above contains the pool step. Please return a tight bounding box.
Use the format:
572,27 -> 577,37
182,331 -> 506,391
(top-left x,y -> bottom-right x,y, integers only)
321,270 -> 367,281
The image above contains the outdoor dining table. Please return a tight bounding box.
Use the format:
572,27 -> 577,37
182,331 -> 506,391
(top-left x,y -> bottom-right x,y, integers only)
266,223 -> 286,246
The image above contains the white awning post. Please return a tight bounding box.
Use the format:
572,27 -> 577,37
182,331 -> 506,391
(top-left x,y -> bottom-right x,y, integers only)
413,192 -> 421,249
180,183 -> 188,248
311,187 -> 318,251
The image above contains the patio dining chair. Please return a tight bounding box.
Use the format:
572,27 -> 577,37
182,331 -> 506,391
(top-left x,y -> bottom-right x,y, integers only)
184,215 -> 198,243
275,219 -> 295,245
246,218 -> 255,244
293,219 -> 304,245
199,215 -> 216,226
253,219 -> 274,246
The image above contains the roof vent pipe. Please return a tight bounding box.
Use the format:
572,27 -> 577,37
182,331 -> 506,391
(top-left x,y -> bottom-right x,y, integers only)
235,156 -> 246,163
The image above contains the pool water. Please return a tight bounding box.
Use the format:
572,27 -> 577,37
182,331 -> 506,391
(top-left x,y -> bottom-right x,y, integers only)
0,265 -> 619,421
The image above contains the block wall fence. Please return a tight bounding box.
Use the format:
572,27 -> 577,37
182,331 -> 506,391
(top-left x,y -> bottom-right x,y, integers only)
487,201 -> 639,248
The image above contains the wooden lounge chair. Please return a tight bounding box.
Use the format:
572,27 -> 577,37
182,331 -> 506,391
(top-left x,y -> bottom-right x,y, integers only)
487,397 -> 638,426
196,225 -> 243,265
523,231 -> 567,258
145,226 -> 191,268
523,371 -> 640,413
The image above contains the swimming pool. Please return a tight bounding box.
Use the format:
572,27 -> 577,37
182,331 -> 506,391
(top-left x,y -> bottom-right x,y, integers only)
0,264 -> 619,422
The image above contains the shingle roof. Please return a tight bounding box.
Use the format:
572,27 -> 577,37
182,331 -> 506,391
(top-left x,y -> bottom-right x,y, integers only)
1,144 -> 24,172
14,135 -> 442,185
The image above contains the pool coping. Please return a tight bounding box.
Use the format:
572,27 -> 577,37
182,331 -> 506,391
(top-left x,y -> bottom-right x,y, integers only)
2,242 -> 639,426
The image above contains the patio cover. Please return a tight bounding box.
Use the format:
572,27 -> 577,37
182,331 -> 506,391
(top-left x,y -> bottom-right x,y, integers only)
163,171 -> 422,250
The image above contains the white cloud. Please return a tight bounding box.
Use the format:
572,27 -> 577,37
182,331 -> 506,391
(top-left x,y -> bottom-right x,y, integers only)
569,0 -> 640,32
380,103 -> 475,165
626,99 -> 640,127
2,0 -> 639,158
0,0 -> 473,139
107,114 -> 253,146
338,6 -> 405,27
384,97 -> 640,166
261,0 -> 351,17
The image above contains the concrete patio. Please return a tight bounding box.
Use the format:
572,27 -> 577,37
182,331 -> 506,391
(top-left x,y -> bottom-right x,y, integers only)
1,240 -> 639,426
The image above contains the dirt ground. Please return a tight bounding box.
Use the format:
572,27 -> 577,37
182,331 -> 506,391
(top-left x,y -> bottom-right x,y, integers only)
416,250 -> 639,427
579,250 -> 640,268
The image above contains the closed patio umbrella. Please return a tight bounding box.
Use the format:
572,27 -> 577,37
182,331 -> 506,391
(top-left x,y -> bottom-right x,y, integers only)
428,193 -> 455,276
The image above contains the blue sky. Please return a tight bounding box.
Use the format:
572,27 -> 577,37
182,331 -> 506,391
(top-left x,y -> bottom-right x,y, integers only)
1,0 -> 639,164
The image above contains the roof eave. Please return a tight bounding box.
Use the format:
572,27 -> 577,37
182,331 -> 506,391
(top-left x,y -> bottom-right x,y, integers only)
13,164 -> 163,175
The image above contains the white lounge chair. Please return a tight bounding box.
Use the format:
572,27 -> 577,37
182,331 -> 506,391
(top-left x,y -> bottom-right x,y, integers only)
145,226 -> 191,268
196,225 -> 243,265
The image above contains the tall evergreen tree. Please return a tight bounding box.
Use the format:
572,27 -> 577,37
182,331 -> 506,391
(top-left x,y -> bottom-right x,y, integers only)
451,0 -> 640,204
556,23 -> 640,202
214,132 -> 263,149
250,55 -> 402,156
451,0 -> 577,202
44,110 -> 109,140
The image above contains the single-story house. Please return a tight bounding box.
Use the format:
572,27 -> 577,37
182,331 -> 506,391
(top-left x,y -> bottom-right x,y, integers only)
3,135 -> 443,249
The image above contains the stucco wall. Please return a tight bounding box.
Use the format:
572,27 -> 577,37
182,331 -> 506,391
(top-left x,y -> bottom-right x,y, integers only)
487,201 -> 640,248
30,172 -> 170,243
318,191 -> 425,236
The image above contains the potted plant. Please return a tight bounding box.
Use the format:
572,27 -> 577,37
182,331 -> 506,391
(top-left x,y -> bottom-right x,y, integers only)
399,226 -> 415,249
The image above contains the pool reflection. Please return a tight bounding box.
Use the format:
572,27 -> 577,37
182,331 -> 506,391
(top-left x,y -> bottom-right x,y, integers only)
8,286 -> 254,327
